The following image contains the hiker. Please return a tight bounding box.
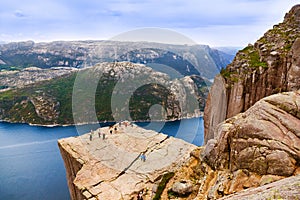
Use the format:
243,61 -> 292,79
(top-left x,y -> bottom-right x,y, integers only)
140,153 -> 146,162
110,130 -> 113,134
89,133 -> 92,141
102,133 -> 106,140
98,131 -> 101,138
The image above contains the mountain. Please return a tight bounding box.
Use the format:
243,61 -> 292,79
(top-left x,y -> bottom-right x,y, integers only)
214,46 -> 241,57
204,4 -> 300,143
0,62 -> 208,125
0,40 -> 232,79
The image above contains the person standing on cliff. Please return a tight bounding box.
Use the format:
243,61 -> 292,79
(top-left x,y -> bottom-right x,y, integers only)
140,153 -> 146,162
89,133 -> 92,141
102,132 -> 106,140
98,131 -> 101,138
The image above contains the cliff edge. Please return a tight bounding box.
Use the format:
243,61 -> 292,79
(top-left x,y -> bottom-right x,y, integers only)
204,4 -> 300,143
58,122 -> 197,200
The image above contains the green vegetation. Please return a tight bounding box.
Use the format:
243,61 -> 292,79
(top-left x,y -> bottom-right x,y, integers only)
0,67 -> 202,124
129,83 -> 172,121
241,46 -> 268,69
249,50 -> 268,68
0,65 -> 23,71
153,172 -> 175,200
220,68 -> 239,83
0,73 -> 76,124
220,68 -> 232,78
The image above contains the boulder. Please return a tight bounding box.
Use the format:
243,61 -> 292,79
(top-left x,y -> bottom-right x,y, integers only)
171,180 -> 193,196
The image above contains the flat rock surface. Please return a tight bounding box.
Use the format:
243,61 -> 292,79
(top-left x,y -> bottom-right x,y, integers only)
58,122 -> 197,199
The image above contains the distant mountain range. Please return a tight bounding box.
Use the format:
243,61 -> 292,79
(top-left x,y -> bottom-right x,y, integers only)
214,46 -> 241,57
0,40 -> 234,79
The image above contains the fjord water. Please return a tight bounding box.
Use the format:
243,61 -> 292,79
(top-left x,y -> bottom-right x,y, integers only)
0,117 -> 204,200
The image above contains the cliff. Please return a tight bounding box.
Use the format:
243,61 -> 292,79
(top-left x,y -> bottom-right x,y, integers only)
158,90 -> 300,199
58,122 -> 197,200
204,4 -> 300,143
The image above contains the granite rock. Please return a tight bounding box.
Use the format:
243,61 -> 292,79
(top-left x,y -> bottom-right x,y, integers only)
58,122 -> 197,200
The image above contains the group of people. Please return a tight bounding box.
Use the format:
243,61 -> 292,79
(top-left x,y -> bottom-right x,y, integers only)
88,124 -> 122,141
89,129 -> 106,141
88,121 -> 136,142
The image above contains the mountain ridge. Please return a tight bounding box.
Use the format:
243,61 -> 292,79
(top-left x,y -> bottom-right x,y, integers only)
0,40 -> 233,79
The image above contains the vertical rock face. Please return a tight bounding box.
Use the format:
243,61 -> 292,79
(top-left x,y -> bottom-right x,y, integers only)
203,75 -> 227,143
204,4 -> 300,144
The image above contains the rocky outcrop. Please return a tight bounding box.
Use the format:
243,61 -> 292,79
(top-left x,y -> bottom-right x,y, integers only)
204,4 -> 300,143
203,91 -> 300,176
200,90 -> 300,199
159,90 -> 300,200
58,122 -> 197,200
0,67 -> 77,91
30,94 -> 60,121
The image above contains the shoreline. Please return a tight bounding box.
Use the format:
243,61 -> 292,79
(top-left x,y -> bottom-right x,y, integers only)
0,113 -> 203,128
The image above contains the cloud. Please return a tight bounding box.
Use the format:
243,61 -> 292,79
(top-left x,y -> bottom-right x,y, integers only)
14,10 -> 26,18
0,0 -> 298,46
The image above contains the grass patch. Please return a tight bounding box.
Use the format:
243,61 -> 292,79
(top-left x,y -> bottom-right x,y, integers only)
153,172 -> 175,200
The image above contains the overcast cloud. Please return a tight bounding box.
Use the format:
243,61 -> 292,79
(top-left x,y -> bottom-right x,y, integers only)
0,0 -> 298,46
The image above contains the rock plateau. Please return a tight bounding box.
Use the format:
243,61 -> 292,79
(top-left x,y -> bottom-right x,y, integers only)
58,122 -> 197,200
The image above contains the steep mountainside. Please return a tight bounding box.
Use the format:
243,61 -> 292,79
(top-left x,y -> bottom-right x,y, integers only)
204,5 -> 300,143
0,62 -> 207,125
0,40 -> 232,79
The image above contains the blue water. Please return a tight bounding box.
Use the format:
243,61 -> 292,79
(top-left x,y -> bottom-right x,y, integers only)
0,117 -> 203,200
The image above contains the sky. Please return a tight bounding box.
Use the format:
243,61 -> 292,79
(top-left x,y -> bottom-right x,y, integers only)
0,0 -> 298,46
